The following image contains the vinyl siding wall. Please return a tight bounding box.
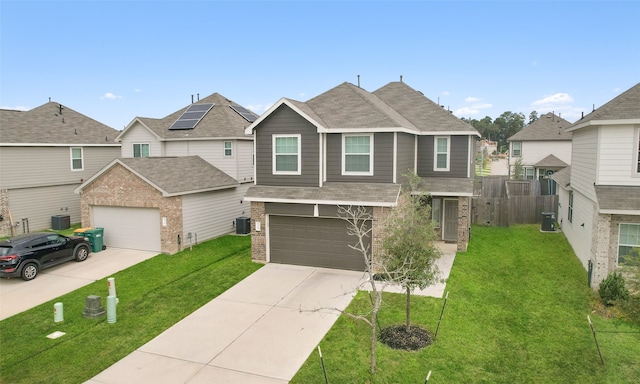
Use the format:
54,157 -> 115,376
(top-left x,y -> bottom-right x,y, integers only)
597,124 -> 639,185
556,186 -> 594,269
8,184 -> 80,232
396,132 -> 416,184
119,123 -> 163,157
181,183 -> 251,242
416,135 -> 470,178
254,105 -> 320,187
512,141 -> 572,167
570,127 -> 598,202
325,132 -> 394,183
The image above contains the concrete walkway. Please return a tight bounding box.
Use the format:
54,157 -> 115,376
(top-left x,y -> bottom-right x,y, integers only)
86,243 -> 457,384
0,248 -> 158,320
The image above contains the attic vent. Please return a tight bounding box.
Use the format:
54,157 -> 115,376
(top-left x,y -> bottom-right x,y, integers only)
169,103 -> 214,130
230,105 -> 258,123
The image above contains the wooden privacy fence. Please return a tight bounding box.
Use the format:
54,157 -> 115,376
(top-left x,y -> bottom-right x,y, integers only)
472,176 -> 559,227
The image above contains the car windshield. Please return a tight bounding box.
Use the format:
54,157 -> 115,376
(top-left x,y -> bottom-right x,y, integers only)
0,246 -> 14,256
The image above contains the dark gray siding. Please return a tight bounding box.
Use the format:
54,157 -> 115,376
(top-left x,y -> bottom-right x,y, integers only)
254,105 -> 319,187
417,135 -> 469,178
265,203 -> 314,216
325,132 -> 394,183
396,132 -> 416,184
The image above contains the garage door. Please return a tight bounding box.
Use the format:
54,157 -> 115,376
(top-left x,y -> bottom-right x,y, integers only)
91,206 -> 161,252
269,216 -> 368,271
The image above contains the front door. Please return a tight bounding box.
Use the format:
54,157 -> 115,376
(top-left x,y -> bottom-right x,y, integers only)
444,199 -> 458,242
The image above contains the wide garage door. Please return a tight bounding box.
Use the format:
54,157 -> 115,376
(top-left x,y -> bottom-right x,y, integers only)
269,216 -> 368,271
92,206 -> 161,252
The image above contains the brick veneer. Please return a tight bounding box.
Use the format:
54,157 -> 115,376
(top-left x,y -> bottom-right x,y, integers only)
457,196 -> 470,252
79,163 -> 183,254
0,189 -> 12,238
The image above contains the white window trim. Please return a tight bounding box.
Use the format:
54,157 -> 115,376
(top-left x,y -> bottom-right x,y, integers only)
568,191 -> 574,223
512,141 -> 522,157
224,141 -> 233,157
618,223 -> 640,265
433,136 -> 450,172
633,126 -> 639,177
70,147 -> 83,171
272,134 -> 301,175
342,133 -> 374,176
132,143 -> 150,158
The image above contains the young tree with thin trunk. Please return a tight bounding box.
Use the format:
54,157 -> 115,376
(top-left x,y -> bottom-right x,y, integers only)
381,171 -> 442,331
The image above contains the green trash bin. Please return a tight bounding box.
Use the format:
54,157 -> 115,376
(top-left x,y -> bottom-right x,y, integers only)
85,228 -> 104,253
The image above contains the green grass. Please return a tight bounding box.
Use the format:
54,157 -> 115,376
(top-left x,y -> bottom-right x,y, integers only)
0,234 -> 261,384
292,225 -> 640,383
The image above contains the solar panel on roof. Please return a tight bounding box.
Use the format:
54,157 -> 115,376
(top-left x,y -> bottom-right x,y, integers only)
230,105 -> 258,123
169,103 -> 214,130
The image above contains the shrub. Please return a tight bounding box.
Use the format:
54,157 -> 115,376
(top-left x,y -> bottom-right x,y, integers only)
599,272 -> 630,305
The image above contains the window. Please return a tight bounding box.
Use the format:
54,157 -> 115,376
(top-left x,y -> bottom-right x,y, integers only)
434,136 -> 450,171
431,198 -> 442,228
568,191 -> 574,223
133,143 -> 149,158
224,141 -> 233,157
635,128 -> 640,174
524,167 -> 535,180
618,223 -> 640,265
71,147 -> 83,170
273,134 -> 300,174
343,134 -> 373,175
512,141 -> 522,157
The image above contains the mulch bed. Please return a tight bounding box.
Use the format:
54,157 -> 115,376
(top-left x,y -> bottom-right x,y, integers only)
379,324 -> 433,351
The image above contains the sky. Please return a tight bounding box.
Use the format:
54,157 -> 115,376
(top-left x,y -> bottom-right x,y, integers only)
1,0 -> 639,131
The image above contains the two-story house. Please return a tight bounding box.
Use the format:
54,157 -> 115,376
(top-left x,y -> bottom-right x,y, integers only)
244,81 -> 479,270
507,112 -> 572,193
75,93 -> 256,254
0,101 -> 120,237
552,82 -> 640,289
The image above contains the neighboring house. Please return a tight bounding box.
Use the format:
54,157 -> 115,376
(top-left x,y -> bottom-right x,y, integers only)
0,102 -> 120,237
75,93 -> 256,254
243,81 -> 479,271
478,139 -> 498,157
552,82 -> 640,290
507,112 -> 572,193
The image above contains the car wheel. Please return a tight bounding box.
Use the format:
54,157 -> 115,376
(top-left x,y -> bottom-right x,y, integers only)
21,263 -> 38,281
75,245 -> 89,262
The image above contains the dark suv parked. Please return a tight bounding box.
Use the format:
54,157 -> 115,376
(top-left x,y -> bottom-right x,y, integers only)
0,232 -> 91,281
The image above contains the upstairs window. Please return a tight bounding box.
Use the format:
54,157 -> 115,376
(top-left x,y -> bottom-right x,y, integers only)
273,134 -> 300,174
434,136 -> 450,171
133,143 -> 149,158
224,141 -> 233,157
71,147 -> 83,170
512,141 -> 522,157
635,128 -> 640,174
343,134 -> 373,175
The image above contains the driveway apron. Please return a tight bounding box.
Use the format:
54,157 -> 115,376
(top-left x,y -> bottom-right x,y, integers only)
86,264 -> 364,384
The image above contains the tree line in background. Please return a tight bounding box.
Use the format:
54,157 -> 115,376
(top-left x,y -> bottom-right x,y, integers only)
462,110 -> 540,153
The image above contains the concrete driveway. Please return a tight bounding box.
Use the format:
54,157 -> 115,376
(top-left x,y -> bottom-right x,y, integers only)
86,264 -> 364,384
0,247 -> 158,320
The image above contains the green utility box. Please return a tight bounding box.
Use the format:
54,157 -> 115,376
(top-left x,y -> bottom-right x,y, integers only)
84,228 -> 105,253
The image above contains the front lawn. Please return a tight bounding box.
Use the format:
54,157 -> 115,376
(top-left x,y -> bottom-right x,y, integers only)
292,225 -> 640,383
0,235 -> 260,384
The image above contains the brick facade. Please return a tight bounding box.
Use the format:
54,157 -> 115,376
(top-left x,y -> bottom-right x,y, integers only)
0,189 -> 12,238
457,196 -> 470,252
250,201 -> 266,262
79,163 -> 183,254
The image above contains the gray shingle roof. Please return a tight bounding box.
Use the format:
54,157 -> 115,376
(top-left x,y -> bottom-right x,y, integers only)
126,93 -> 256,140
244,182 -> 401,206
550,166 -> 571,188
417,177 -> 475,196
508,112 -> 572,141
0,102 -> 120,144
534,154 -> 568,168
595,185 -> 640,211
118,156 -> 237,195
570,82 -> 640,129
373,82 -> 478,133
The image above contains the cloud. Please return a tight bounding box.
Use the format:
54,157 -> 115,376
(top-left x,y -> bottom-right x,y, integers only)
246,102 -> 274,115
133,88 -> 142,93
465,96 -> 480,103
101,92 -> 122,100
531,93 -> 574,106
1,105 -> 29,111
441,91 -> 450,96
454,103 -> 493,117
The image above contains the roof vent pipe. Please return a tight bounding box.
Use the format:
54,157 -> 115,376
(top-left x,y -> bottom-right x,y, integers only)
357,75 -> 360,88
593,104 -> 595,112
191,95 -> 194,104
197,93 -> 200,101
400,75 -> 403,83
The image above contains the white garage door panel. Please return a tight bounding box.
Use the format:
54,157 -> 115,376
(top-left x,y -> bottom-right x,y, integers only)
92,206 -> 161,252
